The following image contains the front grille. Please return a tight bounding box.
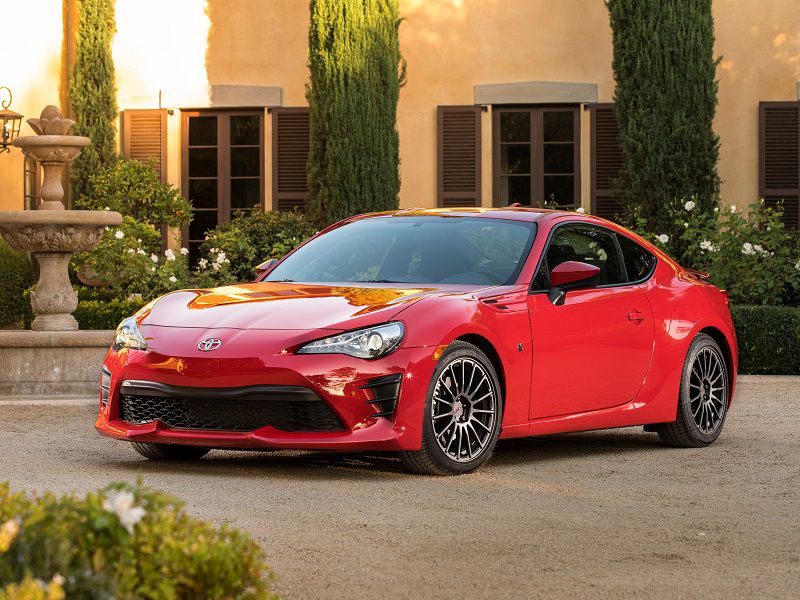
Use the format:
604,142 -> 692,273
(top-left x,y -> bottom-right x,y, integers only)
118,382 -> 344,432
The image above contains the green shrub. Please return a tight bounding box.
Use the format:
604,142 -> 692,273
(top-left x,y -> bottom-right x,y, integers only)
631,199 -> 800,306
0,240 -> 33,329
195,209 -> 315,286
0,481 -> 276,599
75,159 -> 192,228
74,297 -> 144,330
731,305 -> 800,375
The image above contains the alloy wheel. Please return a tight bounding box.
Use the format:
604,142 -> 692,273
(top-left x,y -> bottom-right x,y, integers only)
689,346 -> 727,434
431,357 -> 498,463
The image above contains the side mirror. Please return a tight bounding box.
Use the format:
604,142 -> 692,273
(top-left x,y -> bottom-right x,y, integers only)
548,261 -> 601,306
254,258 -> 278,279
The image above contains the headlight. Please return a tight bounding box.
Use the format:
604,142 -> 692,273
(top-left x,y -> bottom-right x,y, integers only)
113,316 -> 148,351
297,322 -> 404,359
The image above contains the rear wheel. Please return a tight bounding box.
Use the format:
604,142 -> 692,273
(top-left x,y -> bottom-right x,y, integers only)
657,333 -> 729,448
401,341 -> 502,475
130,442 -> 210,460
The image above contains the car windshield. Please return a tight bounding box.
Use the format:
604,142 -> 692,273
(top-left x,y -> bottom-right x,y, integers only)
264,216 -> 537,286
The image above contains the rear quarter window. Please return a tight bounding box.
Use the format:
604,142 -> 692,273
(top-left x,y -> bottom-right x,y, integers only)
617,234 -> 657,282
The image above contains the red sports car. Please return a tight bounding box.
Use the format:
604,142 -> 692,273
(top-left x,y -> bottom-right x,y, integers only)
96,208 -> 737,475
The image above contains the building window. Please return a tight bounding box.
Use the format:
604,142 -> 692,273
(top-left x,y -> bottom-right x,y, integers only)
492,106 -> 580,209
181,110 -> 264,263
759,101 -> 799,229
24,157 -> 39,210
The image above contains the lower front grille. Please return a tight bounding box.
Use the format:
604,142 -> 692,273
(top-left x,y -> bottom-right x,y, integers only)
118,381 -> 344,432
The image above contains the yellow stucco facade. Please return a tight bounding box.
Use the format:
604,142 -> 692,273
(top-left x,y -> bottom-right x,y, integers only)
2,0 -> 799,217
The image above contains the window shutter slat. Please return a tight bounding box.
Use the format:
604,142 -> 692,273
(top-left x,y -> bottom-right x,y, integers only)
760,101 -> 800,228
590,103 -> 623,221
438,105 -> 481,207
272,107 -> 309,212
121,109 -> 168,181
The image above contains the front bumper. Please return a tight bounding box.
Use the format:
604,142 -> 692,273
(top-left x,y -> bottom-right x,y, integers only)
95,328 -> 437,452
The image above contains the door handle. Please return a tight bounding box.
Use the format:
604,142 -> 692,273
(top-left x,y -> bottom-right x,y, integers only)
627,311 -> 645,322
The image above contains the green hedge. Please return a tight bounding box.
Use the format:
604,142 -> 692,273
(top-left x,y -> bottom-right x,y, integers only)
732,305 -> 800,375
74,297 -> 144,330
0,240 -> 33,329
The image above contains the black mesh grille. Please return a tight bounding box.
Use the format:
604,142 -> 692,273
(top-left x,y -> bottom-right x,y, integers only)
119,394 -> 344,432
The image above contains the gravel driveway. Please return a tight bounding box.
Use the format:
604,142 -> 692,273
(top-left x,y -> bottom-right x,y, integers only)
1,377 -> 798,599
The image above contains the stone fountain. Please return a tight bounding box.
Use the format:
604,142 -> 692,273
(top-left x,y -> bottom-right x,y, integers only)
0,106 -> 122,331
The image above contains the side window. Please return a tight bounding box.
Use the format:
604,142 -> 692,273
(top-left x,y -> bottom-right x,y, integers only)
532,224 -> 626,290
617,234 -> 656,282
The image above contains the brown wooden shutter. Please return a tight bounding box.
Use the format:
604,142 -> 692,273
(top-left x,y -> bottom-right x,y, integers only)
272,107 -> 310,212
759,101 -> 800,228
121,109 -> 168,181
590,103 -> 624,221
438,105 -> 481,207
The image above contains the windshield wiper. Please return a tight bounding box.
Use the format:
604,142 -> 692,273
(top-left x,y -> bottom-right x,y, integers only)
357,279 -> 411,284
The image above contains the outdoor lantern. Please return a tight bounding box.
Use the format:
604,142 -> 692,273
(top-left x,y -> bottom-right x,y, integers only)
0,87 -> 23,154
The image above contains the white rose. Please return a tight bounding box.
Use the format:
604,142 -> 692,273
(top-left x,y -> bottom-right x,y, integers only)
730,205 -> 737,213
150,254 -> 158,263
216,252 -> 227,264
795,260 -> 800,271
168,275 -> 177,283
683,222 -> 689,228
103,491 -> 146,535
198,258 -> 208,269
741,242 -> 755,256
164,249 -> 176,261
180,247 -> 189,255
684,200 -> 695,211
211,262 -> 220,271
656,234 -> 669,244
575,207 -> 585,213
114,230 -> 124,239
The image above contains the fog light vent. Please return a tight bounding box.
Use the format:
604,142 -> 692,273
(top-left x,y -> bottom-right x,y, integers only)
100,367 -> 111,407
360,373 -> 402,418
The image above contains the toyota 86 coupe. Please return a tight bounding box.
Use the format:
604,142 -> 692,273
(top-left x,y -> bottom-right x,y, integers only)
96,207 -> 737,475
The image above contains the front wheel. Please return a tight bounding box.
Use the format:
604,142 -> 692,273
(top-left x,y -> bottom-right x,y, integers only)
130,442 -> 210,460
401,341 -> 503,475
657,333 -> 729,448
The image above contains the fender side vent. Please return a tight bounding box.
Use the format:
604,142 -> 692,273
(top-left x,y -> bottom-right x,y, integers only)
360,374 -> 403,418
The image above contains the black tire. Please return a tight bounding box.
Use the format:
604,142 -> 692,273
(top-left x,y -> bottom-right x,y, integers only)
130,442 -> 210,460
401,341 -> 503,475
657,333 -> 729,448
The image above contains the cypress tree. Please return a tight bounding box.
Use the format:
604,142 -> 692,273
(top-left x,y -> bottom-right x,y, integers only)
69,0 -> 118,200
608,0 -> 720,232
306,0 -> 406,225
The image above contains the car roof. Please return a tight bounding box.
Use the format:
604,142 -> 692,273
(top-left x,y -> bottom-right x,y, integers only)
350,206 -> 557,223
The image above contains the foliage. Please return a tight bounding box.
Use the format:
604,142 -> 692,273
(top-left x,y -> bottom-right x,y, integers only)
306,0 -> 406,226
608,0 -> 720,237
71,217 -> 191,300
731,305 -> 800,374
74,298 -> 144,330
0,240 -> 33,329
631,199 -> 800,306
75,159 -> 192,228
69,0 -> 118,200
0,481 -> 276,599
194,209 -> 315,286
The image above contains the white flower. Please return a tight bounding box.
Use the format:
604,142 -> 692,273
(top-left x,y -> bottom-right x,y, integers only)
210,248 -> 218,254
180,247 -> 189,256
52,574 -> 65,586
714,207 -> 719,213
741,242 -> 756,256
150,254 -> 158,263
151,267 -> 156,272
104,227 -> 109,232
767,226 -> 771,232
699,240 -> 719,253
137,248 -> 146,255
730,205 -> 737,213
211,262 -> 220,271
168,275 -> 177,283
104,206 -> 110,211
575,207 -> 585,213
164,249 -> 176,261
795,260 -> 800,271
683,222 -> 689,228
216,252 -> 227,264
126,248 -> 135,254
114,230 -> 124,239
102,490 -> 146,535
684,200 -> 696,211
656,234 -> 670,244
198,258 -> 208,269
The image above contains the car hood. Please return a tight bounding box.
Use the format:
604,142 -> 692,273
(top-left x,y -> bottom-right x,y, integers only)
139,282 -> 473,331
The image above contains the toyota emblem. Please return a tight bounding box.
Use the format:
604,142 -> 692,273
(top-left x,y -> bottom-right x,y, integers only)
197,338 -> 222,352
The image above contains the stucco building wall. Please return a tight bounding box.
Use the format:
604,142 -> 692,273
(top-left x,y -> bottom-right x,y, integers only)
1,0 -> 799,217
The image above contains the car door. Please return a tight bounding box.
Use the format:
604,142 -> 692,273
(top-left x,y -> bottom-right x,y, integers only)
527,222 -> 655,419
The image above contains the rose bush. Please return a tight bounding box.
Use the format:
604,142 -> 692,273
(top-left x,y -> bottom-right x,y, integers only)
0,481 -> 276,599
